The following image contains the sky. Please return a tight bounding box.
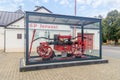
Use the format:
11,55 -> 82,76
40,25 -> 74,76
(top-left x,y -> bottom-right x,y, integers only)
0,0 -> 120,18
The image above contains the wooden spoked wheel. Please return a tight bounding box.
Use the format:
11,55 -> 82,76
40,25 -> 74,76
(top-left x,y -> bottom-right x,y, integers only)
37,46 -> 53,59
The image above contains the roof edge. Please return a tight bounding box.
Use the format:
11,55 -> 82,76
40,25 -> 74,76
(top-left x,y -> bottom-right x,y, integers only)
6,16 -> 24,27
0,25 -> 5,27
34,6 -> 53,13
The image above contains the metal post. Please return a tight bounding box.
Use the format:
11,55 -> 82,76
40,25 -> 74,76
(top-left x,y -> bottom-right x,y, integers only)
99,20 -> 102,59
74,0 -> 76,37
4,29 -> 6,52
81,25 -> 84,54
74,0 -> 76,16
25,13 -> 29,65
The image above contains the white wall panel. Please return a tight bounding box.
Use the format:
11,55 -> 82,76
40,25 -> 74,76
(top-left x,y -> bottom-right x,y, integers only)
0,27 -> 4,50
6,29 -> 24,52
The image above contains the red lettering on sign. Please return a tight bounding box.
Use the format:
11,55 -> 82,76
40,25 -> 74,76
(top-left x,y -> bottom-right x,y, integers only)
29,23 -> 33,27
29,23 -> 58,29
33,23 -> 37,27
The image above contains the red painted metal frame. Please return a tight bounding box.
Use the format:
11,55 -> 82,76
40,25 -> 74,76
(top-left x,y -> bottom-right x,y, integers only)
29,29 -> 36,59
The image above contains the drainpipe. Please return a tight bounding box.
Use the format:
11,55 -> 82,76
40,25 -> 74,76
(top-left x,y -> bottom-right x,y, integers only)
4,28 -> 6,52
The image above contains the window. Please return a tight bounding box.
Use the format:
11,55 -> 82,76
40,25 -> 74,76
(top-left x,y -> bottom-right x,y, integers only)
17,34 -> 22,39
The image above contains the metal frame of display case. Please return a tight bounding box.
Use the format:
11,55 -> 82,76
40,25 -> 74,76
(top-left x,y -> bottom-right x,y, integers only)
24,11 -> 102,65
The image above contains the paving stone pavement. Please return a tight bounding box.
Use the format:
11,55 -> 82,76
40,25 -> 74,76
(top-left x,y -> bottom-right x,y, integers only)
0,52 -> 120,80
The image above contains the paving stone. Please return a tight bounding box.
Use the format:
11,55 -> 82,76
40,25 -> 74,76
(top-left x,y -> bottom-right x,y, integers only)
0,52 -> 119,80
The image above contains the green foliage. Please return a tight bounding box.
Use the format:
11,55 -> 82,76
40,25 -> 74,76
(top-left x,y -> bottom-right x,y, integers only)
102,10 -> 120,44
102,19 -> 107,42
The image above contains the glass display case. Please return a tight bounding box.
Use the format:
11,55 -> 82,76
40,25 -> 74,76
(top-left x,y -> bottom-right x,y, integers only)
24,12 -> 102,65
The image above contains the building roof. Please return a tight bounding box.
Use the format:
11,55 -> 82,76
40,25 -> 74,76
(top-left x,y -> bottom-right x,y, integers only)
15,9 -> 24,14
0,6 -> 52,27
0,10 -> 24,27
34,6 -> 52,13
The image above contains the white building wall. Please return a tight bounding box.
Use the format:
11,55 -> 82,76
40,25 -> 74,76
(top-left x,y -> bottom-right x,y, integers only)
0,27 -> 4,50
6,18 -> 24,52
35,8 -> 51,13
5,29 -> 24,52
2,8 -> 52,52
5,8 -> 51,52
7,18 -> 24,29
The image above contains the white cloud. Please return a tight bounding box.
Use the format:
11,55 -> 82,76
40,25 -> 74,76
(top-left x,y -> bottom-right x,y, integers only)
42,0 -> 48,3
0,0 -> 120,18
34,0 -> 40,6
75,0 -> 120,9
86,9 -> 108,18
0,0 -> 8,4
91,0 -> 102,8
75,0 -> 120,17
77,0 -> 86,4
60,0 -> 69,5
52,0 -> 120,17
0,0 -> 24,11
13,0 -> 23,3
30,0 -> 48,6
54,0 -> 58,2
58,0 -> 74,8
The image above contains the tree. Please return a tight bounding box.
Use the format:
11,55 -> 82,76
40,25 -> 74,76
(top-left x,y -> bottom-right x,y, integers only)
103,10 -> 120,45
102,19 -> 107,43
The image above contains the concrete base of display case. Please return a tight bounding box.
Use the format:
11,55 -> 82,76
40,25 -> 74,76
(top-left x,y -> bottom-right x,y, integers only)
20,58 -> 108,72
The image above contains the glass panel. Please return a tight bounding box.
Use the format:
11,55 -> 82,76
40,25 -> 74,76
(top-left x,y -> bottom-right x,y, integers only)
29,15 -> 55,23
83,22 -> 100,58
28,23 -> 100,63
84,22 -> 100,29
29,15 -> 40,22
67,19 -> 80,24
54,18 -> 68,24
28,23 -> 74,61
26,13 -> 101,64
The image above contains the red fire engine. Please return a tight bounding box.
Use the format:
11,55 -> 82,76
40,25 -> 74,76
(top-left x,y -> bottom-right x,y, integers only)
36,34 -> 86,59
29,29 -> 88,60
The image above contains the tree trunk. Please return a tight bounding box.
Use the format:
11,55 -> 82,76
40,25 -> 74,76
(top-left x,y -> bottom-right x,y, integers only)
115,39 -> 118,45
